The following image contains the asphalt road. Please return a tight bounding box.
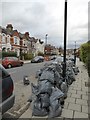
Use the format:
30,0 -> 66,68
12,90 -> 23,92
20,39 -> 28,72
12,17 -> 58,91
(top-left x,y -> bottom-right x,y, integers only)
6,61 -> 51,83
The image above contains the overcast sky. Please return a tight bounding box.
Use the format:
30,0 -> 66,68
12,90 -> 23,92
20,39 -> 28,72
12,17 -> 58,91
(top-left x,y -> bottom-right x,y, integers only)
0,0 -> 89,48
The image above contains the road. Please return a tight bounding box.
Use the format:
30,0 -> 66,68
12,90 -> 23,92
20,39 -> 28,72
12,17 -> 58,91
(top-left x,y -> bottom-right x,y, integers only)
6,61 -> 49,83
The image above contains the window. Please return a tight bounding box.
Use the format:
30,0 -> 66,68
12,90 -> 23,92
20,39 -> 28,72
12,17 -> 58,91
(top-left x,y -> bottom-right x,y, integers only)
7,35 -> 10,43
13,57 -> 18,61
7,48 -> 10,51
14,37 -> 17,44
2,33 -> 6,43
2,47 -> 6,52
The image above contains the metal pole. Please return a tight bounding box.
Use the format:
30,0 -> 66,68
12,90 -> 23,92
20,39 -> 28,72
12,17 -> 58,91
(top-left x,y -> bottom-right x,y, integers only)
63,0 -> 67,81
44,34 -> 48,55
74,41 -> 76,65
45,34 -> 48,45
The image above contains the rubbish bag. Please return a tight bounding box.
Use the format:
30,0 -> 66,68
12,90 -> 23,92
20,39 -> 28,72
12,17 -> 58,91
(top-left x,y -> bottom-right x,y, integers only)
50,87 -> 64,103
39,80 -> 52,95
40,93 -> 50,108
48,105 -> 62,118
31,83 -> 39,95
73,67 -> 79,75
53,63 -> 62,74
66,67 -> 76,84
54,71 -> 62,85
60,82 -> 68,98
50,99 -> 59,111
35,69 -> 42,78
39,70 -> 55,84
32,98 -> 48,116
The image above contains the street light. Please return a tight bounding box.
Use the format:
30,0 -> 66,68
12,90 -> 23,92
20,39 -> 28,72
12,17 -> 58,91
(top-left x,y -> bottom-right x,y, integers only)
45,34 -> 48,45
74,41 -> 76,65
44,34 -> 48,55
63,0 -> 67,81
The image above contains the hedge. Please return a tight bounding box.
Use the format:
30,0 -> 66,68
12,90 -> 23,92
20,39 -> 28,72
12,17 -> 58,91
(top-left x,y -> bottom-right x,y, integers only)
86,54 -> 90,77
38,52 -> 44,57
2,51 -> 17,58
80,41 -> 90,77
80,42 -> 90,63
21,53 -> 34,60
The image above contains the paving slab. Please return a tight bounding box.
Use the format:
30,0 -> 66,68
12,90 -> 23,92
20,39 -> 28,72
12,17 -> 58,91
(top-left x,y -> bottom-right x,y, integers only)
61,109 -> 73,118
68,103 -> 81,112
65,97 -> 76,104
19,108 -> 32,118
76,90 -> 87,95
82,94 -> 88,100
82,105 -> 89,114
68,89 -> 77,94
74,111 -> 88,118
76,99 -> 88,106
63,102 -> 69,109
71,93 -> 81,99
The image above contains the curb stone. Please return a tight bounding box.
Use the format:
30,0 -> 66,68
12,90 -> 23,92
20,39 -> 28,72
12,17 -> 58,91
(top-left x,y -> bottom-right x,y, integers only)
14,102 -> 30,118
3,102 -> 30,119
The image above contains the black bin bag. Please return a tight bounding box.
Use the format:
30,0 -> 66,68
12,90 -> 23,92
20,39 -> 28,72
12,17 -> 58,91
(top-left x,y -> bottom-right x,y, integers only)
39,70 -> 55,84
32,97 -> 48,116
40,93 -> 50,108
39,80 -> 52,95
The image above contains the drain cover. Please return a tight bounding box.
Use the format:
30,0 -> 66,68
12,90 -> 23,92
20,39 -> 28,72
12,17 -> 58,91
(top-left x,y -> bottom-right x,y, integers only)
85,82 -> 90,87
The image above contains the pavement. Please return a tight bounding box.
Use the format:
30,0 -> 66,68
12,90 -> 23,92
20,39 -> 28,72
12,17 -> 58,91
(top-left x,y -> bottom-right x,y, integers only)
15,59 -> 90,119
23,60 -> 31,64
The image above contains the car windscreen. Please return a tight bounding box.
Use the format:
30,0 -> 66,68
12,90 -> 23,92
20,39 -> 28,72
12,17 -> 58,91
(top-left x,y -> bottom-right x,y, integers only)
55,57 -> 63,62
34,57 -> 40,61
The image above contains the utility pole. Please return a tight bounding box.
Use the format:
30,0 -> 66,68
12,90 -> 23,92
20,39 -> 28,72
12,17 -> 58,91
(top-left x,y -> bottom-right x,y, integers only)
63,0 -> 67,81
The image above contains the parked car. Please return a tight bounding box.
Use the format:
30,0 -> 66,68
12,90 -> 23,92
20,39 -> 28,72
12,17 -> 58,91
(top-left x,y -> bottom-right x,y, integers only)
0,64 -> 15,114
50,56 -> 57,60
53,56 -> 63,64
2,57 -> 24,68
31,56 -> 44,63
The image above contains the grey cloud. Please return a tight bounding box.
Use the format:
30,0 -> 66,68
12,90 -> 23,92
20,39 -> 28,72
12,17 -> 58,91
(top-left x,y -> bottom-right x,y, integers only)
72,23 -> 88,30
1,0 -> 88,48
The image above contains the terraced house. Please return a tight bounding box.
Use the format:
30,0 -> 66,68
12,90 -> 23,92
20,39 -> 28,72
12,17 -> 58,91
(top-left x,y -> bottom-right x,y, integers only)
0,24 -> 31,57
0,24 -> 45,58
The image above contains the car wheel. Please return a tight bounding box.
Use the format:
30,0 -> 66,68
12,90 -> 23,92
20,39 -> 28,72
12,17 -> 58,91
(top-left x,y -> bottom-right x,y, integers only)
8,64 -> 12,68
20,63 -> 23,66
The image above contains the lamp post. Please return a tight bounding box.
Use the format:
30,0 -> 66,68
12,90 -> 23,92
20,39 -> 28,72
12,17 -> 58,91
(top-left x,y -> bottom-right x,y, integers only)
74,41 -> 76,65
44,34 -> 48,55
45,34 -> 48,45
63,0 -> 67,81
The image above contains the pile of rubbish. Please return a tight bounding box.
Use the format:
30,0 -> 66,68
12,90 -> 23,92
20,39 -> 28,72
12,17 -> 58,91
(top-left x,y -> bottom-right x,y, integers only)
29,60 -> 79,118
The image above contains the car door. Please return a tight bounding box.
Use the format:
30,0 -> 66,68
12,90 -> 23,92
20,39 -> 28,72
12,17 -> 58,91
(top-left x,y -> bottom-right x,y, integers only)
13,57 -> 19,66
7,57 -> 16,67
9,57 -> 16,67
